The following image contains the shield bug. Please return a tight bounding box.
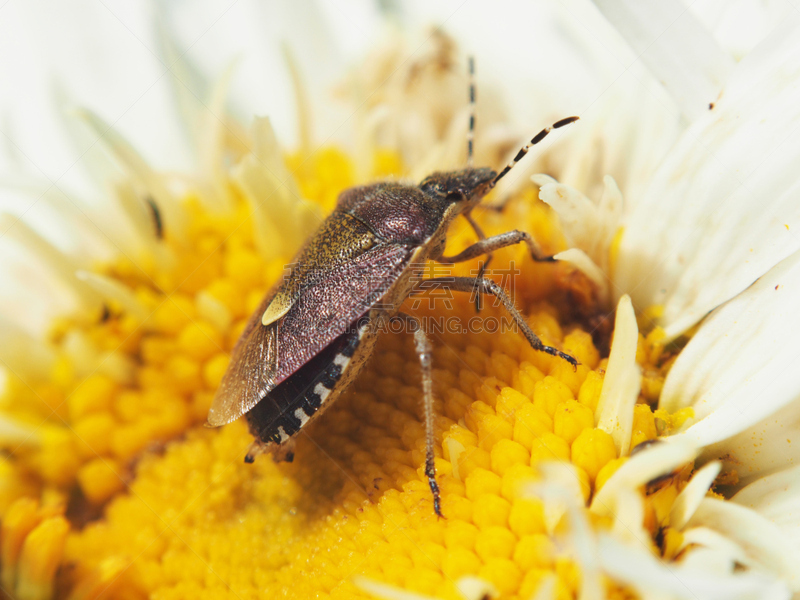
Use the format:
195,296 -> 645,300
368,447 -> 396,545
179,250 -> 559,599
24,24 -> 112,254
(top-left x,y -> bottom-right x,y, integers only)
207,58 -> 579,516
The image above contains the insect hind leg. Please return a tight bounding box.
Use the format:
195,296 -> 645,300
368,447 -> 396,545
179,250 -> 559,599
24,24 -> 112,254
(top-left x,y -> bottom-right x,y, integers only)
392,312 -> 443,518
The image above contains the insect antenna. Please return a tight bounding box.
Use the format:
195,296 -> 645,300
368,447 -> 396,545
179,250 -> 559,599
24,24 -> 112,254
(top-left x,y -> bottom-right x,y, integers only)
490,116 -> 579,187
467,56 -> 476,167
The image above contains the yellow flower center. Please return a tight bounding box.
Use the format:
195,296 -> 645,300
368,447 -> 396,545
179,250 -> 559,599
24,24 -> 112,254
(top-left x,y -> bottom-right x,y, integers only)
0,146 -> 694,600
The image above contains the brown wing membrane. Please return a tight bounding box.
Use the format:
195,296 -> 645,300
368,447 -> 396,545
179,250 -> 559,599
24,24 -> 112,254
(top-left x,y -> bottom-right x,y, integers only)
208,240 -> 413,426
207,319 -> 278,426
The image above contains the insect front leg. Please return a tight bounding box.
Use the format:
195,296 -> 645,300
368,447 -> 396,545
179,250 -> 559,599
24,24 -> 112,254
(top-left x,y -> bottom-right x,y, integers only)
391,312 -> 442,518
439,225 -> 554,313
426,276 -> 578,370
439,229 -> 556,264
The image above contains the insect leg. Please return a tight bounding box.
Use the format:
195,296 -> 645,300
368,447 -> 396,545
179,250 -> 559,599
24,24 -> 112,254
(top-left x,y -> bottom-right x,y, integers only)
439,230 -> 555,264
427,276 -> 578,369
392,312 -> 442,517
463,211 -> 489,311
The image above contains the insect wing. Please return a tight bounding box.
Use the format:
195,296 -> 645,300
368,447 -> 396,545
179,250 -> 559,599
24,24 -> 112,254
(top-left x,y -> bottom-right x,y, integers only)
208,318 -> 279,426
243,316 -> 368,444
208,242 -> 411,426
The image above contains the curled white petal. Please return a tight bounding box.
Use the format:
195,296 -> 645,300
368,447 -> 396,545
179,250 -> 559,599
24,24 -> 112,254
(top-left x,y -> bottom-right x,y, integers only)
591,439 -> 697,517
687,498 -> 800,591
697,399 -> 800,487
597,533 -> 791,600
553,249 -> 609,306
733,465 -> 800,545
680,527 -> 750,570
670,461 -> 721,530
678,546 -> 736,577
535,174 -> 623,275
596,294 -> 640,455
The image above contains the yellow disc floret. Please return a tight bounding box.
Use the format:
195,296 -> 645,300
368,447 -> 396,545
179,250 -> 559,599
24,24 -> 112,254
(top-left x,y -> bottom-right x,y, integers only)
0,144 -> 699,600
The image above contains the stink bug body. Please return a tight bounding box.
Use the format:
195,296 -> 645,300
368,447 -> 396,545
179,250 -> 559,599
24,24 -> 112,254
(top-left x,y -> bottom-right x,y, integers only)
208,60 -> 578,516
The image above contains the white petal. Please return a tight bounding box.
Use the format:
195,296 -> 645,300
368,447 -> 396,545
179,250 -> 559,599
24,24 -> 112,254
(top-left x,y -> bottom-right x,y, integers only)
530,464 -> 603,600
689,0 -> 795,60
569,507 -> 603,600
75,271 -> 148,322
670,461 -> 721,530
0,178 -> 114,263
553,249 -> 610,306
0,417 -> 39,448
454,577 -> 497,600
597,533 -> 791,600
662,250 -> 800,476
677,546 -> 735,576
197,61 -> 240,213
0,0 -> 192,185
531,462 -> 587,533
591,438 -> 696,517
606,487 -> 647,546
233,117 -> 320,260
535,175 -> 623,275
592,0 -> 735,121
697,399 -> 800,487
687,497 -> 800,591
353,575 -> 495,600
530,574 -> 557,600
155,13 -> 212,160
75,108 -> 186,239
596,295 -> 640,455
195,292 -> 233,333
733,465 -> 800,542
0,214 -> 99,311
0,318 -> 55,381
353,577 -> 438,600
680,526 -> 750,569
615,21 -> 800,339
732,466 -> 800,528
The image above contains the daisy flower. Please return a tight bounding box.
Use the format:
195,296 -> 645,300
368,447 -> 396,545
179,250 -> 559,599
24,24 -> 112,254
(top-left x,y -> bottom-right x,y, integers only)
0,1 -> 798,600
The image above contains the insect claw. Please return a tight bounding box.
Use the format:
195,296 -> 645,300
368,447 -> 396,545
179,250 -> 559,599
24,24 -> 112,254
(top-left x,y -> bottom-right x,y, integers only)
561,352 -> 580,372
245,440 -> 270,463
533,253 -> 557,263
542,344 -> 580,371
